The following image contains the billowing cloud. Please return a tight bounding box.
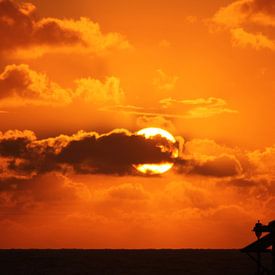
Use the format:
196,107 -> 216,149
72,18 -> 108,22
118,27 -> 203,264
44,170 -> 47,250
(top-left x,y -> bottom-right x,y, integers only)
74,77 -> 124,105
0,129 -> 35,157
0,64 -> 124,106
213,0 -> 275,50
0,64 -> 71,105
1,128 -> 274,181
247,145 -> 275,175
0,129 -> 176,177
177,139 -> 243,177
0,0 -> 131,58
179,138 -> 274,180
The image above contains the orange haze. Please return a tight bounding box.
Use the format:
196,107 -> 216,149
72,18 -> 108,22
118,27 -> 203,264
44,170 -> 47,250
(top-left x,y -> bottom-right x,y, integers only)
0,0 -> 274,248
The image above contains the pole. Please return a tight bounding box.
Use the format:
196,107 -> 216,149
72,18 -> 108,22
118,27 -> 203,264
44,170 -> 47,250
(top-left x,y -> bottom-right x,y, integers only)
271,221 -> 275,275
272,232 -> 275,275
257,249 -> 261,275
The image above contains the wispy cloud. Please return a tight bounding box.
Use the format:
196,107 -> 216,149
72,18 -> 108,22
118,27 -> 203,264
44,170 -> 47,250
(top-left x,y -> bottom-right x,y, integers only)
212,0 -> 275,50
152,69 -> 179,91
102,97 -> 238,120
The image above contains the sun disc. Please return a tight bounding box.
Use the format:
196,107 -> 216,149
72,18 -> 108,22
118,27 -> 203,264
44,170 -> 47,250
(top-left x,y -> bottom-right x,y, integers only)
134,127 -> 178,175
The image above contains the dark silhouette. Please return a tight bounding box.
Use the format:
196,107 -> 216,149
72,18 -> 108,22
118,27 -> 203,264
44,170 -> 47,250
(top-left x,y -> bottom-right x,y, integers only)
241,220 -> 275,275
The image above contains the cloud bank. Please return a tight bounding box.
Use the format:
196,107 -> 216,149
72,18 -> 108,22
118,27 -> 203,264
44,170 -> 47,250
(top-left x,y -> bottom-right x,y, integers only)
0,128 -> 274,248
1,128 -> 274,181
0,129 -> 176,177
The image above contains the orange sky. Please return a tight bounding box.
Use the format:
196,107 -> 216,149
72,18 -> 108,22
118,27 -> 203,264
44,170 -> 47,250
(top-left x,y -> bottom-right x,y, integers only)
0,0 -> 274,248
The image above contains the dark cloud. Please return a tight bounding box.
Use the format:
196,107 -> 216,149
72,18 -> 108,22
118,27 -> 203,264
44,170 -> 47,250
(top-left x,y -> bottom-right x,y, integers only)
0,0 -> 130,57
0,130 -> 35,157
190,155 -> 242,178
0,173 -> 78,219
245,0 -> 275,15
0,0 -> 80,51
175,154 -> 243,178
1,129 -> 273,180
0,129 -> 176,176
58,131 -> 173,174
0,65 -> 32,99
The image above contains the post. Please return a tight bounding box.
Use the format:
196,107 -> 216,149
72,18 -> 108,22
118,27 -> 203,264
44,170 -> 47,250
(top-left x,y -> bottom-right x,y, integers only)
257,250 -> 261,275
254,220 -> 263,275
242,220 -> 275,274
269,221 -> 275,275
272,229 -> 275,275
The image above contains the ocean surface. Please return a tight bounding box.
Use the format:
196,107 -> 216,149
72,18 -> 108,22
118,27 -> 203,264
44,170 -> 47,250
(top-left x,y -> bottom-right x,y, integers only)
0,249 -> 272,274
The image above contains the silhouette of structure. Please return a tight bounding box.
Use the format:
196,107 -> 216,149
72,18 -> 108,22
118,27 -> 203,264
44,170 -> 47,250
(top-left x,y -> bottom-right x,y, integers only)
241,220 -> 275,275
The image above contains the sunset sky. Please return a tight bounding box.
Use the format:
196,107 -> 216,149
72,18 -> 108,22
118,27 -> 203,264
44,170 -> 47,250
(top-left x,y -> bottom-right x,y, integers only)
0,0 -> 274,248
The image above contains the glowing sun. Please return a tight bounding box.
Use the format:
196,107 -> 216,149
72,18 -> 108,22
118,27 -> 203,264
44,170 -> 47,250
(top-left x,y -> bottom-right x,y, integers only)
134,127 -> 178,175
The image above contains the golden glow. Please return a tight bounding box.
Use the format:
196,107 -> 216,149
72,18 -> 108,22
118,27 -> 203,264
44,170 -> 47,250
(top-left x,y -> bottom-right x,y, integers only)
137,127 -> 176,143
134,127 -> 178,174
1,0 -> 275,250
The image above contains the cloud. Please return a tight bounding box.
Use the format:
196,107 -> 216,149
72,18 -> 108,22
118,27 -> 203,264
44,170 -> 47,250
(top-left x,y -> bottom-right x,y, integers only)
213,0 -> 275,50
159,97 -> 238,118
0,173 -> 260,248
103,97 -> 237,120
74,77 -> 124,105
0,0 -> 131,58
175,138 -> 243,177
1,127 -> 274,181
213,0 -> 275,28
0,64 -> 124,106
0,137 -> 275,248
178,137 -> 275,181
0,129 -> 35,157
152,69 -> 179,91
231,27 -> 275,50
105,183 -> 148,201
0,129 -> 177,177
136,116 -> 176,132
0,173 -> 76,209
1,169 -> 272,248
189,154 -> 243,178
248,145 -> 275,175
160,97 -> 230,107
102,104 -> 187,119
183,138 -> 236,157
0,64 -> 71,105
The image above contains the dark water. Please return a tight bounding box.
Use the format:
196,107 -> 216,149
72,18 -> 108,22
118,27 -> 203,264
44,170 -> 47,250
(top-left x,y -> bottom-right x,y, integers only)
0,249 -> 272,274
